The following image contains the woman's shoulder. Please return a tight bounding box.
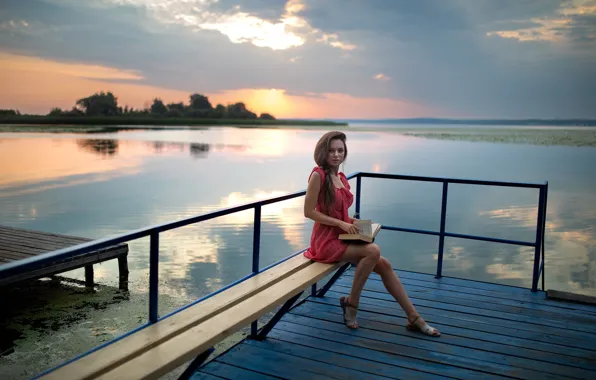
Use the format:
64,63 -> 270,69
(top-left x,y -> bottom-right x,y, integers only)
309,166 -> 325,178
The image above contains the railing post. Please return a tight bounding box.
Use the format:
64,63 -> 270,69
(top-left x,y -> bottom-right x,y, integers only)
436,181 -> 448,279
355,174 -> 361,217
250,205 -> 261,337
532,186 -> 547,292
149,231 -> 159,323
541,182 -> 548,291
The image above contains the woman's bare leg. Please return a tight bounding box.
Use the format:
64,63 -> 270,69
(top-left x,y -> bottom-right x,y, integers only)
374,256 -> 440,336
338,243 -> 380,328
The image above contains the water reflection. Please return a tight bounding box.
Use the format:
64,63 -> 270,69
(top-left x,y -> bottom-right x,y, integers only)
0,129 -> 594,298
77,139 -> 119,157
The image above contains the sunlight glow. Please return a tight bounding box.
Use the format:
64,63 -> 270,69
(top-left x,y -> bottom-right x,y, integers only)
0,52 -> 144,80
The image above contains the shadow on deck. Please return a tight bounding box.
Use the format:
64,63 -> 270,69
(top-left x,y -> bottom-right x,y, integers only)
193,268 -> 596,380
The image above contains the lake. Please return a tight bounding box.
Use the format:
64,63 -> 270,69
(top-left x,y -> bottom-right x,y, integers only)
1,125 -> 595,315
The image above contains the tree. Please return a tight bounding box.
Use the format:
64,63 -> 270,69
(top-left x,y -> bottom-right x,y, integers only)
227,102 -> 257,119
48,108 -> 63,116
189,93 -> 212,110
259,113 -> 275,120
150,98 -> 168,115
76,91 -> 120,116
167,102 -> 185,112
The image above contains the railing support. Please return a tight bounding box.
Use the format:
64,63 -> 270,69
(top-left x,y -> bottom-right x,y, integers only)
316,263 -> 351,298
149,232 -> 159,323
252,291 -> 303,340
355,175 -> 361,217
250,205 -> 261,337
532,186 -> 547,292
541,182 -> 548,291
436,181 -> 448,279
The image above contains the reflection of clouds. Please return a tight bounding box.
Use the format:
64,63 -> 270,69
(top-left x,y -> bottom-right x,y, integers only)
482,198 -> 596,296
210,190 -> 307,251
434,245 -> 474,272
0,138 -> 143,188
0,168 -> 141,198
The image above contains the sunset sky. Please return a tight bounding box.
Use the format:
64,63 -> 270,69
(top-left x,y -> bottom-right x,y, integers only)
1,0 -> 595,119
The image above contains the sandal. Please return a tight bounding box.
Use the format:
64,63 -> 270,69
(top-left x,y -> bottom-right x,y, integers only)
339,296 -> 358,329
406,315 -> 441,337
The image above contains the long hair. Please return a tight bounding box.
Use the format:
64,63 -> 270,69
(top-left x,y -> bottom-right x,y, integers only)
314,131 -> 348,213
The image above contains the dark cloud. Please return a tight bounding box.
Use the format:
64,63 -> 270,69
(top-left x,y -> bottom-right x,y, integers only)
0,0 -> 595,118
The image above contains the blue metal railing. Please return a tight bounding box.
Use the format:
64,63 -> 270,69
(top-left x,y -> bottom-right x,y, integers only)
0,171 -> 548,377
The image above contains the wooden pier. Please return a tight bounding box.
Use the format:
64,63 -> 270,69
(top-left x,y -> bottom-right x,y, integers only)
193,268 -> 596,380
0,226 -> 129,290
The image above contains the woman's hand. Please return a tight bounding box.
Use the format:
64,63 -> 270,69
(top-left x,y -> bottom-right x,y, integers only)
339,221 -> 360,235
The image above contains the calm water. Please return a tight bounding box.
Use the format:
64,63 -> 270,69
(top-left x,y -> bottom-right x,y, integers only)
1,127 -> 595,313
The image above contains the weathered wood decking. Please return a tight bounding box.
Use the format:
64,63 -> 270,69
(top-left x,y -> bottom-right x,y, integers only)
0,226 -> 129,289
193,268 -> 596,380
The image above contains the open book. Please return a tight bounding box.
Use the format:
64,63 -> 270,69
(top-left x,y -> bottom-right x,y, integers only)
339,219 -> 382,243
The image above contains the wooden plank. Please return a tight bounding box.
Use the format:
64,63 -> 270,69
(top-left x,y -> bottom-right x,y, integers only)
315,292 -> 596,349
243,336 -> 453,380
39,254 -> 324,380
0,249 -> 35,260
547,290 -> 596,306
0,234 -> 81,251
391,269 -> 537,295
90,260 -> 341,380
264,329 -> 513,380
197,361 -> 280,380
188,372 -> 225,380
0,246 -> 128,286
296,301 -> 596,362
289,303 -> 596,373
336,278 -> 596,320
333,281 -> 596,327
0,230 -> 87,246
342,271 -> 592,312
329,286 -> 596,335
274,319 -> 578,380
0,226 -> 90,243
215,342 -> 391,380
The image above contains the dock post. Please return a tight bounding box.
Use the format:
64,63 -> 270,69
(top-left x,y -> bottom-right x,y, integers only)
118,254 -> 129,291
85,265 -> 94,288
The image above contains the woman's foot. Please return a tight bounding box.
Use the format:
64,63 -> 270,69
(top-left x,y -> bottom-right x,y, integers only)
340,296 -> 358,329
406,315 -> 440,337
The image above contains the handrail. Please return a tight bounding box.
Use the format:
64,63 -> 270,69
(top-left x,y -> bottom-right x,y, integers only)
4,170 -> 548,379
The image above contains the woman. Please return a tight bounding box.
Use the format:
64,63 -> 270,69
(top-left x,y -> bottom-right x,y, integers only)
303,131 -> 440,336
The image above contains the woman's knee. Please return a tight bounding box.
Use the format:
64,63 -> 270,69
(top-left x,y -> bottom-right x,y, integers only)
365,243 -> 381,261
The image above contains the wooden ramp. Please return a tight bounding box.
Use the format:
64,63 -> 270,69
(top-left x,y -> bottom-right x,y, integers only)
0,225 -> 129,289
193,268 -> 596,380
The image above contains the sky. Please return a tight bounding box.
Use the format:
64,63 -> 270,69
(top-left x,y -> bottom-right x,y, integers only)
0,0 -> 595,119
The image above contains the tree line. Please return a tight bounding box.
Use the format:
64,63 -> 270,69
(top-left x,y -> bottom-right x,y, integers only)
2,91 -> 276,120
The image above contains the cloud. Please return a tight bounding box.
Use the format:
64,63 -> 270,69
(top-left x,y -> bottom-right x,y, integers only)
486,0 -> 596,44
100,0 -> 355,51
0,0 -> 595,118
373,73 -> 391,81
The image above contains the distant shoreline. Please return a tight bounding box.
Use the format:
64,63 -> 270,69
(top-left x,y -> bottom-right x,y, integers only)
343,118 -> 596,127
0,116 -> 346,127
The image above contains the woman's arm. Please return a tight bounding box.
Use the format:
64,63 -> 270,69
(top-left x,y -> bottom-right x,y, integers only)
304,171 -> 358,234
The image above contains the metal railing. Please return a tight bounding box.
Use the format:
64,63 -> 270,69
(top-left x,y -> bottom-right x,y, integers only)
0,171 -> 548,377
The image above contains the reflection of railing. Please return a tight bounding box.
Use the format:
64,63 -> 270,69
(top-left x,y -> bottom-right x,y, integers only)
0,171 -> 548,376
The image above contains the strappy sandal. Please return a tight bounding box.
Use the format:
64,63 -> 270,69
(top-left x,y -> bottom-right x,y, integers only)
339,296 -> 358,329
406,315 -> 441,337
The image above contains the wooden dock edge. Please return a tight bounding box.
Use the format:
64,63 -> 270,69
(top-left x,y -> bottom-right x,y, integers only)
546,289 -> 596,305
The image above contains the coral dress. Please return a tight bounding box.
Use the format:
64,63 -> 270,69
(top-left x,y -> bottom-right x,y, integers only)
304,166 -> 354,263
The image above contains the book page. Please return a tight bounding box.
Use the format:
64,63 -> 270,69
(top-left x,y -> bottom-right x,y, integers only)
353,219 -> 372,236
